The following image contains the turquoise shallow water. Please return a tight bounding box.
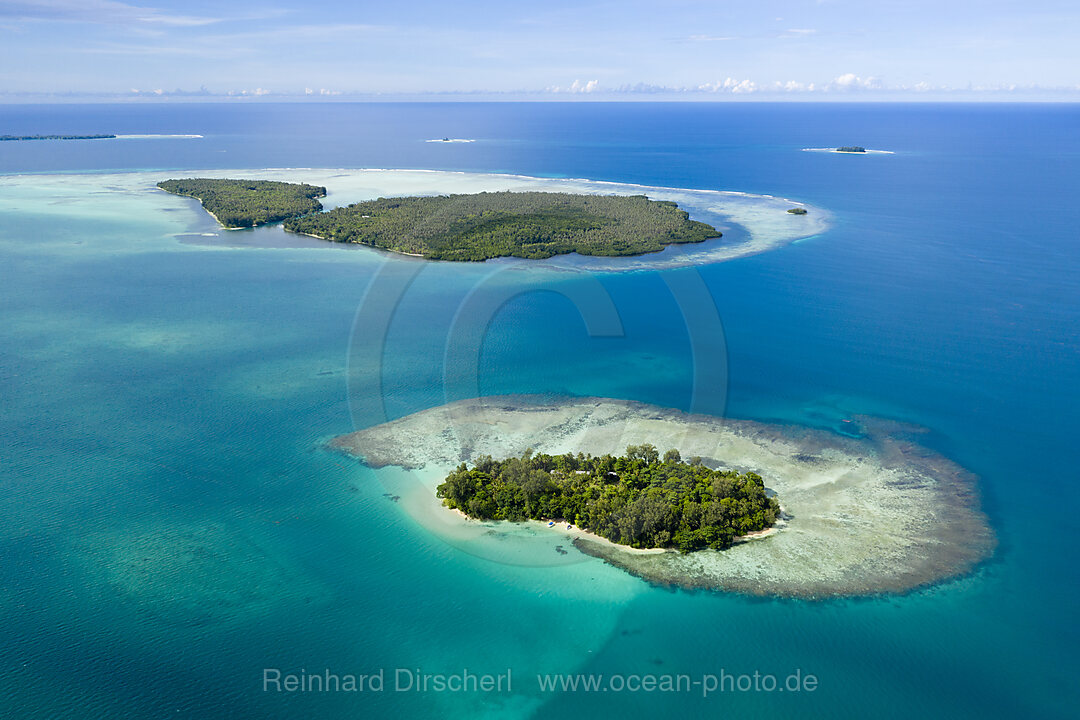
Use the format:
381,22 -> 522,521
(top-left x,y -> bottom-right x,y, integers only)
0,103 -> 1078,718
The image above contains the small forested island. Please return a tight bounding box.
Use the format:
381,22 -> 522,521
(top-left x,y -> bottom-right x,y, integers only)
333,396 -> 996,596
285,191 -> 721,260
436,445 -> 779,551
787,207 -> 808,215
0,134 -> 116,141
835,146 -> 867,153
157,178 -> 327,229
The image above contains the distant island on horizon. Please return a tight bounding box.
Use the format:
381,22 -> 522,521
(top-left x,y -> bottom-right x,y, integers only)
1,134 -> 116,142
158,178 -> 722,261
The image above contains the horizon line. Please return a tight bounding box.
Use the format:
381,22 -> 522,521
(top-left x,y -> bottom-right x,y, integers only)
3,93 -> 1080,105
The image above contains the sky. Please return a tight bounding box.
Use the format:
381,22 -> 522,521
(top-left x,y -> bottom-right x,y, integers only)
1,0 -> 1078,100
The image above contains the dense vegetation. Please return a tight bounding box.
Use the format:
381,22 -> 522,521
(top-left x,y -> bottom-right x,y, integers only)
157,178 -> 327,228
437,445 -> 780,552
0,134 -> 115,141
283,191 -> 720,260
835,146 -> 867,153
787,207 -> 808,215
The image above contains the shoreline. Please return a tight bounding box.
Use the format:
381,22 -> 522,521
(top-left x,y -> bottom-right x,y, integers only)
288,229 -> 427,257
331,395 -> 995,598
132,168 -> 828,269
183,188 -> 719,261
2,168 -> 828,270
447,507 -> 671,555
153,186 -> 248,230
448,503 -> 780,555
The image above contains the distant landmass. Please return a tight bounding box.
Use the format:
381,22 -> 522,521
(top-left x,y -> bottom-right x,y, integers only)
802,146 -> 892,155
159,178 -> 722,260
0,134 -> 116,142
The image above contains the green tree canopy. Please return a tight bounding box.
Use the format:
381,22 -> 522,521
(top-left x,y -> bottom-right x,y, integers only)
283,191 -> 720,261
157,178 -> 327,228
437,447 -> 780,552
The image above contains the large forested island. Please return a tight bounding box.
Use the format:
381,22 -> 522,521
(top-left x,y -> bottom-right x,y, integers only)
157,178 -> 327,229
285,191 -> 720,260
437,445 -> 779,551
158,178 -> 720,260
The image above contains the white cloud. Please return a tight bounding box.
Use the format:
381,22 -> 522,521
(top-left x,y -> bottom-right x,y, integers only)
699,78 -> 759,94
543,74 -> 972,97
612,82 -> 679,94
0,0 -> 221,27
687,34 -> 736,42
776,80 -> 813,92
126,86 -> 210,96
547,79 -> 600,93
225,87 -> 273,97
829,73 -> 882,91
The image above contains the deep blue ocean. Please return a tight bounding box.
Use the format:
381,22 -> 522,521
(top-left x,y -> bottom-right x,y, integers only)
0,102 -> 1077,718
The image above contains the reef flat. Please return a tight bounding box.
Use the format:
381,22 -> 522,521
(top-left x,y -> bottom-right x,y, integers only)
331,396 -> 995,598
